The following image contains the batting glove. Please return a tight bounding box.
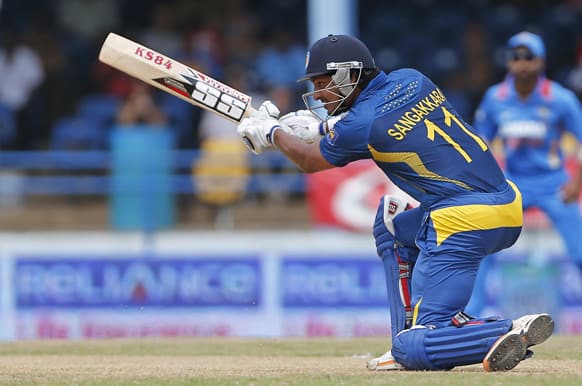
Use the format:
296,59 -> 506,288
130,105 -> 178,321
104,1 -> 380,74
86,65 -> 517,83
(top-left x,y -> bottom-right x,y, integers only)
258,100 -> 280,119
279,110 -> 322,143
237,101 -> 285,154
279,110 -> 346,144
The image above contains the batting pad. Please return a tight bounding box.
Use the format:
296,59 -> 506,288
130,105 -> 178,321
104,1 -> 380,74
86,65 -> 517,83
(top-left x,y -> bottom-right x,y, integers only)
374,196 -> 420,339
392,319 -> 513,370
380,248 -> 412,340
373,196 -> 396,254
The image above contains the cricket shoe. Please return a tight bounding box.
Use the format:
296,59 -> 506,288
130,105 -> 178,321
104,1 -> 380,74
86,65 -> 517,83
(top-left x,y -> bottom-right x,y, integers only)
366,350 -> 405,371
511,313 -> 554,347
483,313 -> 554,372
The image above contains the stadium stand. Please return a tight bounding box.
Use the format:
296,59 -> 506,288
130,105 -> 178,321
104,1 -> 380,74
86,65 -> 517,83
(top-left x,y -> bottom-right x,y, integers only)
0,0 -> 579,230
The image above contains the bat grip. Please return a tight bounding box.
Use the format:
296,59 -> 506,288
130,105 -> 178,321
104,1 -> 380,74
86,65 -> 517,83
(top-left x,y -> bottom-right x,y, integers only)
247,106 -> 259,118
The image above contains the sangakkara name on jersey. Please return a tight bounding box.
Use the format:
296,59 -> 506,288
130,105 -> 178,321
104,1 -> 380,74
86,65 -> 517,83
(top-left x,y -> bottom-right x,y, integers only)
387,88 -> 446,140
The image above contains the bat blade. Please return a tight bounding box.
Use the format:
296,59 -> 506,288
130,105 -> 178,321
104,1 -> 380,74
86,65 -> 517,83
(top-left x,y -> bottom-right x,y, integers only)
98,32 -> 255,123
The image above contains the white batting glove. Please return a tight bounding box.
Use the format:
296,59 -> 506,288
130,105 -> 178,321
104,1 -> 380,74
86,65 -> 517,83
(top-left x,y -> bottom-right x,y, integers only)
279,110 -> 345,143
237,101 -> 284,154
258,100 -> 280,119
237,116 -> 281,154
279,110 -> 322,143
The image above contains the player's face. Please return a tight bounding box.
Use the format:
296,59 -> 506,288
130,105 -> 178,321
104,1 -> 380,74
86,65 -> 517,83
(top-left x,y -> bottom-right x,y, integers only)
310,75 -> 344,114
507,47 -> 544,80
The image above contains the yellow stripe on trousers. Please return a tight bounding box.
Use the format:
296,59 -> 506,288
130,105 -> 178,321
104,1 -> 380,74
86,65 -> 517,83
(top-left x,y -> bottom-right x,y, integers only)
430,180 -> 523,246
412,298 -> 422,326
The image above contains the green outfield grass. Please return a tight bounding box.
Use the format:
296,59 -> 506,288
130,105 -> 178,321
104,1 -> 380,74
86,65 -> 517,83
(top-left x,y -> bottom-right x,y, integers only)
0,335 -> 580,385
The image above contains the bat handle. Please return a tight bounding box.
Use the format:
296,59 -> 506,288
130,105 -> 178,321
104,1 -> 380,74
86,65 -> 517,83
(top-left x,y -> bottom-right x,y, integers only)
247,106 -> 259,118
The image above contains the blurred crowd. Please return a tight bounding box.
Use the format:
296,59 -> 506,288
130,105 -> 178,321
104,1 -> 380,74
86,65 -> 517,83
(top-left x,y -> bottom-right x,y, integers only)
0,0 -> 581,152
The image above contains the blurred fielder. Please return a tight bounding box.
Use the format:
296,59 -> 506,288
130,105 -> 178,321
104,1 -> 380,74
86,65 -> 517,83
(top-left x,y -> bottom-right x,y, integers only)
237,34 -> 554,372
469,32 -> 582,314
476,32 -> 582,210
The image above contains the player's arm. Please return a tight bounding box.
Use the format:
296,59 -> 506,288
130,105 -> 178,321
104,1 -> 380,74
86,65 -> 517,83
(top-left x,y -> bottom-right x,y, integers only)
561,143 -> 582,203
271,130 -> 334,173
559,91 -> 582,203
237,103 -> 337,173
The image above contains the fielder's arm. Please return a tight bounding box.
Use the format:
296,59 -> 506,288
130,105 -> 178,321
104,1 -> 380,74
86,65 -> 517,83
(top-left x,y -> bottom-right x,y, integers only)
562,144 -> 582,203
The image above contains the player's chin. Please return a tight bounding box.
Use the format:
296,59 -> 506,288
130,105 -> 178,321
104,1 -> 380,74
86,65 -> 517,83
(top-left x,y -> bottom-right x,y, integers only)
323,103 -> 339,115
514,70 -> 537,79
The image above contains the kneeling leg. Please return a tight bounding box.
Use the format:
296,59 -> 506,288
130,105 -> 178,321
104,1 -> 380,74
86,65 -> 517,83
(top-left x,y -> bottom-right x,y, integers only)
391,319 -> 513,370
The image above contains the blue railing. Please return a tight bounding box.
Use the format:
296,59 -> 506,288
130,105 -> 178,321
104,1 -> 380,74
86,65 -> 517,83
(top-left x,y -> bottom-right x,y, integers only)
0,150 -> 306,196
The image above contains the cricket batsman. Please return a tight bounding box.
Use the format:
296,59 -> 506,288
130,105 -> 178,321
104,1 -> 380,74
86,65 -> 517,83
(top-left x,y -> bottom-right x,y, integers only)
236,34 -> 555,371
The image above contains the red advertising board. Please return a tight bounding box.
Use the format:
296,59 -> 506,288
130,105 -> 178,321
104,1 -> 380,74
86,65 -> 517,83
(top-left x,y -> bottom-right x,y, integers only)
306,160 -> 415,232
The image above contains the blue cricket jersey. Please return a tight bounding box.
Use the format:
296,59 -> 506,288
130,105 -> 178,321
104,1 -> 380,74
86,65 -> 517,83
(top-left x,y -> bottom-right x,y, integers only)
320,69 -> 508,210
474,76 -> 582,183
319,69 -> 522,328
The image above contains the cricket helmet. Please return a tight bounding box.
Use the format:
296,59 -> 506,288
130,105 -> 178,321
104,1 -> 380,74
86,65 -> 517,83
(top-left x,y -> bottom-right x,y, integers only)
299,34 -> 376,81
299,34 -> 377,119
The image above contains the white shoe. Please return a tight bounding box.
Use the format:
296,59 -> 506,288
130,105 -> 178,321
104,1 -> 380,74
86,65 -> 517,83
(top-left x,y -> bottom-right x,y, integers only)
483,314 -> 554,372
366,350 -> 405,371
511,313 -> 554,347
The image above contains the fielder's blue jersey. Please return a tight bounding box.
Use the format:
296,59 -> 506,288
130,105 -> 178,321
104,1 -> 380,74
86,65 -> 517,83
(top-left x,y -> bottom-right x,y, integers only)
320,69 -> 508,209
474,76 -> 582,182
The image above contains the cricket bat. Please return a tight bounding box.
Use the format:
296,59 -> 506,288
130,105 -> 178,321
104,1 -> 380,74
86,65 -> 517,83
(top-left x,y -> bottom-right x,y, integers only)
98,32 -> 256,123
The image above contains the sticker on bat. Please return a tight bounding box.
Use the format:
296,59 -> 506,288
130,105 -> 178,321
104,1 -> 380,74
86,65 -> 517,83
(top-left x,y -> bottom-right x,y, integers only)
182,68 -> 251,103
154,77 -> 247,120
134,47 -> 173,70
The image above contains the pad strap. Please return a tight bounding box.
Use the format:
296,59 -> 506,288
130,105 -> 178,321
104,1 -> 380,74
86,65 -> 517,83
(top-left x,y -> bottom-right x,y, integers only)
451,311 -> 474,327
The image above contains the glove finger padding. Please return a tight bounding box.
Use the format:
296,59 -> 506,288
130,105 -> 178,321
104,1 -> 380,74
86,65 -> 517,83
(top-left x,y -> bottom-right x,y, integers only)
279,110 -> 323,144
258,100 -> 280,119
237,116 -> 280,155
237,118 -> 264,154
240,133 -> 262,154
279,110 -> 317,120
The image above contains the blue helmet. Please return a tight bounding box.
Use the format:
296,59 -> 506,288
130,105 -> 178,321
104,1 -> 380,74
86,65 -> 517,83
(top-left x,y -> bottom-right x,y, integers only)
299,34 -> 376,81
300,34 -> 377,119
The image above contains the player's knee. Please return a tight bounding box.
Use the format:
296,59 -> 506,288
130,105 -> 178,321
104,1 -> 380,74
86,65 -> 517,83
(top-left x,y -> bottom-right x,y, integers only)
375,195 -> 414,255
391,326 -> 438,370
374,207 -> 419,263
